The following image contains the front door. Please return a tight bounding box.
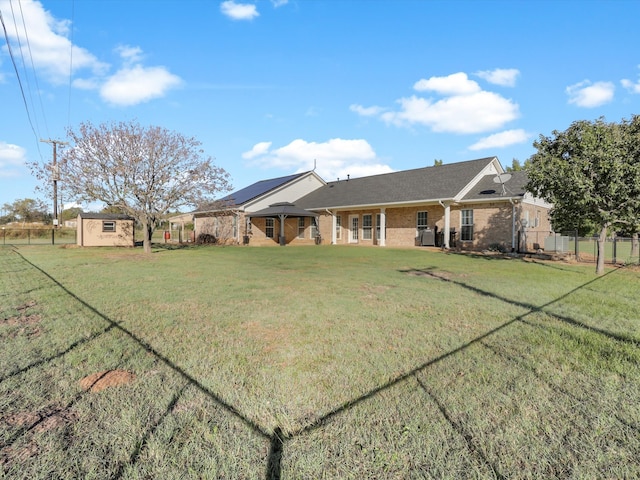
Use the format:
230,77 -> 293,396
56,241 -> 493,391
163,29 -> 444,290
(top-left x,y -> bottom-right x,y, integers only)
349,215 -> 359,243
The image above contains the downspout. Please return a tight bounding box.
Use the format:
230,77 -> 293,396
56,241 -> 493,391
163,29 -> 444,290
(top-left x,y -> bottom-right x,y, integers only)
509,198 -> 516,252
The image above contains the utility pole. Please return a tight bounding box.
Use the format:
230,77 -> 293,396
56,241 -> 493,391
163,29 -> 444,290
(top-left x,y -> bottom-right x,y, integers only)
40,139 -> 68,227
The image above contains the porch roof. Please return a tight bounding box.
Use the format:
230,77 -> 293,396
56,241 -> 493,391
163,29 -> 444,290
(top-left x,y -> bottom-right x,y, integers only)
247,202 -> 318,218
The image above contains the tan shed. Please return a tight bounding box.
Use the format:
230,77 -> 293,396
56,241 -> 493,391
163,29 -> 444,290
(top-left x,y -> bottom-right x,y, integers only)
77,213 -> 135,247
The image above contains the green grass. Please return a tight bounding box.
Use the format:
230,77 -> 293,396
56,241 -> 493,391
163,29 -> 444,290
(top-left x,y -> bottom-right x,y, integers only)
1,244 -> 639,478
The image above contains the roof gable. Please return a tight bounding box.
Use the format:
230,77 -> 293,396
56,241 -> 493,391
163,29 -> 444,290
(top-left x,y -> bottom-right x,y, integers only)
220,172 -> 308,207
461,170 -> 528,202
296,157 -> 498,209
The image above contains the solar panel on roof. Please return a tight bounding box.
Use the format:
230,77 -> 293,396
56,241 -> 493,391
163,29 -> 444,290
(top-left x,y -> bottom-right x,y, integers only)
220,172 -> 306,206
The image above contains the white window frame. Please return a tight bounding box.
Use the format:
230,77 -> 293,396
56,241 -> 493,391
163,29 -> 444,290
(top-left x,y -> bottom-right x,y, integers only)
102,221 -> 116,232
335,215 -> 342,240
265,218 -> 274,238
298,217 -> 305,239
417,211 -> 428,233
349,215 -> 359,243
461,209 -> 474,241
362,214 -> 373,240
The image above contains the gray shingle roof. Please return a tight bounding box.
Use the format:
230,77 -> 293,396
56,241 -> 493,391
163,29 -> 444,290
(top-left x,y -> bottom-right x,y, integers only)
296,157 -> 497,209
78,213 -> 133,220
461,170 -> 528,202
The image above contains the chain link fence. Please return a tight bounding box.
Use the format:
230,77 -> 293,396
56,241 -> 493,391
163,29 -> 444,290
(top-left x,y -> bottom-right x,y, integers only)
1,228 -> 77,246
543,233 -> 640,265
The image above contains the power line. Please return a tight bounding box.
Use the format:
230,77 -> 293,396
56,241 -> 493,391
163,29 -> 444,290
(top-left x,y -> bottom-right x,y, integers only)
17,0 -> 50,138
0,8 -> 43,160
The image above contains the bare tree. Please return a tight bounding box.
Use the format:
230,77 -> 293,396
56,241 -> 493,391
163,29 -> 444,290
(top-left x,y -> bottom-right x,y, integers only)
31,121 -> 231,253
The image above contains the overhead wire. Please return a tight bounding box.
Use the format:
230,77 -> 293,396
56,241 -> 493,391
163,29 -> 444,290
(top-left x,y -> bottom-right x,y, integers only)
7,0 -> 43,139
0,8 -> 43,160
66,0 -> 75,133
17,0 -> 50,138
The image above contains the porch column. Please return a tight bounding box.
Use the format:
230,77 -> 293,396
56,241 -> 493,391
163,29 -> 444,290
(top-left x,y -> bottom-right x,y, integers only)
379,208 -> 386,247
443,202 -> 451,249
331,211 -> 337,244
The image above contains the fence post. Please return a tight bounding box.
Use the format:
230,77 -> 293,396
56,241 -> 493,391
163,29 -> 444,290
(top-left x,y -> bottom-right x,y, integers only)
52,228 -> 55,245
574,229 -> 578,258
613,237 -> 617,264
28,229 -> 31,245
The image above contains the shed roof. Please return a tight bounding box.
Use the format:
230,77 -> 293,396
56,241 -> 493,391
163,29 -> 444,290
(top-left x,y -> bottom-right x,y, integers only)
78,213 -> 134,220
296,157 -> 498,209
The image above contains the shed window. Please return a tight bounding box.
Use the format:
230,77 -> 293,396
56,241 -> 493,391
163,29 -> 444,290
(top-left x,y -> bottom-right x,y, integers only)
461,209 -> 474,241
102,221 -> 116,232
362,214 -> 373,240
265,218 -> 274,238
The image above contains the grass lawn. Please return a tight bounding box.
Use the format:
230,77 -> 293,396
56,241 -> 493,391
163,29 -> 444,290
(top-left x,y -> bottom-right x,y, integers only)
1,244 -> 639,479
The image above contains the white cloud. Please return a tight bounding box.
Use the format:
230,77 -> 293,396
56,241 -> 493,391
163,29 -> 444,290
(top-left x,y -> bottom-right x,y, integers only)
349,104 -> 386,117
621,78 -> 640,94
414,72 -> 481,95
271,0 -> 289,6
0,0 -> 107,84
566,80 -> 615,107
475,68 -> 520,87
242,141 -> 272,159
0,142 -> 26,178
100,65 -> 182,106
0,1 -> 182,107
352,71 -> 520,134
468,129 -> 530,151
220,1 -> 259,20
381,92 -> 519,134
243,138 -> 393,181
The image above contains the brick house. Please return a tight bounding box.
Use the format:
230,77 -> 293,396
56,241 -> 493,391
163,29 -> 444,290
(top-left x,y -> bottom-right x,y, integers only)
193,157 -> 552,251
192,171 -> 326,246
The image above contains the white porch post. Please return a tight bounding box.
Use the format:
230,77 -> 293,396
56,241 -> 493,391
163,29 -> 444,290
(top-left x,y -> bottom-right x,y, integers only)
331,212 -> 337,244
443,202 -> 451,249
379,208 -> 386,247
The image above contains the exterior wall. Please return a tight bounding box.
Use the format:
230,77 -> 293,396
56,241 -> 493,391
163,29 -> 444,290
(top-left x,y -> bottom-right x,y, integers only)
248,216 -> 319,246
77,218 -> 134,247
518,201 -> 553,251
450,203 -> 513,251
195,212 -> 244,244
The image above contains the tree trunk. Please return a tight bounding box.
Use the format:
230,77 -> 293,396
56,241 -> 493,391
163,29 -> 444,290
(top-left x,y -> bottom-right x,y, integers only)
632,232 -> 639,261
596,225 -> 607,275
143,221 -> 152,254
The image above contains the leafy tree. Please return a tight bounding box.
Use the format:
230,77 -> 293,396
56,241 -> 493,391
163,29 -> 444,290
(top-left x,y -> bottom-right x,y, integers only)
525,116 -> 640,274
433,159 -> 443,166
505,158 -> 531,172
60,206 -> 83,222
1,198 -> 50,225
31,121 -> 231,253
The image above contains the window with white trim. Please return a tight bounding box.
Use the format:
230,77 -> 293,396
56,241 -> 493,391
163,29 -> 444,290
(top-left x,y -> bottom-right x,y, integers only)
461,209 -> 474,241
311,217 -> 319,239
265,218 -> 274,238
335,215 -> 342,240
298,217 -> 305,238
362,214 -> 373,240
102,221 -> 116,232
417,211 -> 428,232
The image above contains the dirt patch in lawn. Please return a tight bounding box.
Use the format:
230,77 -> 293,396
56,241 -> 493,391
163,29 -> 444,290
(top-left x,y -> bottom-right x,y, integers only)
79,370 -> 137,393
242,321 -> 293,355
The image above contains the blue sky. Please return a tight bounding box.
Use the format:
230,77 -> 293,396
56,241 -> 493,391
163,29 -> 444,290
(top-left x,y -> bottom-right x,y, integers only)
1,0 -> 639,210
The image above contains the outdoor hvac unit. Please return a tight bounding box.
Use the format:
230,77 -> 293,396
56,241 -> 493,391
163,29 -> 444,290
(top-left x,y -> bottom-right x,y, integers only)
544,235 -> 569,253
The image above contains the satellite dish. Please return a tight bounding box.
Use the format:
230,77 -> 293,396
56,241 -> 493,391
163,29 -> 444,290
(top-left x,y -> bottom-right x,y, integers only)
492,173 -> 512,184
492,173 -> 512,195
